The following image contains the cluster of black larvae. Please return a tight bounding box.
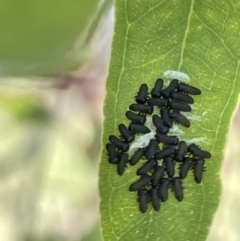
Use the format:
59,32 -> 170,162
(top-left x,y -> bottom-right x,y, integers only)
106,78 -> 212,213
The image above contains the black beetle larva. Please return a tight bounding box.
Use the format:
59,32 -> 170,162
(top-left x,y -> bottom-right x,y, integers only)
152,166 -> 165,187
179,157 -> 193,179
188,144 -> 211,158
126,111 -> 146,124
150,188 -> 161,211
147,98 -> 168,107
118,123 -> 135,143
172,177 -> 184,201
130,147 -> 146,166
155,145 -> 176,159
158,178 -> 170,202
152,115 -> 169,134
117,153 -> 128,176
129,103 -> 154,114
129,174 -> 151,191
137,159 -> 158,175
171,91 -> 194,104
169,100 -> 191,112
175,141 -> 187,161
160,108 -> 172,128
151,78 -> 163,98
138,189 -> 149,213
177,83 -> 201,95
128,123 -> 151,134
145,139 -> 159,160
109,135 -> 129,152
163,156 -> 175,178
193,159 -> 205,183
169,111 -> 190,128
106,143 -> 119,164
135,83 -> 148,104
155,133 -> 179,145
161,79 -> 179,98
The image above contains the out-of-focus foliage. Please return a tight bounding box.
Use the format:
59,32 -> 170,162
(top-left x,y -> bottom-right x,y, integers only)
0,87 -> 100,241
0,1 -> 114,240
0,92 -> 50,122
0,0 -> 112,76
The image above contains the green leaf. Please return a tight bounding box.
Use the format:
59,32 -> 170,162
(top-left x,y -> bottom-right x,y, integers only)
100,1 -> 240,241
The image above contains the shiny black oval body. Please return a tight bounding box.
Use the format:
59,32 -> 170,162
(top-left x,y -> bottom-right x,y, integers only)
126,111 -> 146,124
152,166 -> 164,187
177,83 -> 201,95
160,108 -> 172,127
137,159 -> 158,175
161,79 -> 179,98
135,83 -> 148,104
179,157 -> 193,179
188,144 -> 211,158
175,141 -> 187,161
158,178 -> 170,202
129,104 -> 153,114
150,188 -> 161,211
145,139 -> 159,160
172,177 -> 184,201
170,111 -> 190,127
118,123 -> 135,143
129,174 -> 151,191
109,135 -> 129,152
155,145 -> 176,159
128,123 -> 151,134
106,143 -> 119,164
163,156 -> 175,178
151,78 -> 163,98
130,148 -> 146,166
147,98 -> 168,107
169,101 -> 191,112
171,91 -> 194,104
193,159 -> 205,183
152,115 -> 169,134
155,133 -> 179,145
138,189 -> 149,213
117,153 -> 128,175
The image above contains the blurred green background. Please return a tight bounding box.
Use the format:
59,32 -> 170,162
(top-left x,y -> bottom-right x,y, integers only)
0,0 -> 110,76
0,1 -> 240,240
0,1 -> 113,240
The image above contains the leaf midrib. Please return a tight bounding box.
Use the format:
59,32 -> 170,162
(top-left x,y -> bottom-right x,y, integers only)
178,0 -> 195,71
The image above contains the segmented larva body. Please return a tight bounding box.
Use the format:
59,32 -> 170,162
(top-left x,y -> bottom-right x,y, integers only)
163,70 -> 190,83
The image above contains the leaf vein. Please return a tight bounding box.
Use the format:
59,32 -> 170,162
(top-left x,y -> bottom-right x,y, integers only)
194,12 -> 238,61
131,0 -> 167,25
178,0 -> 195,71
114,0 -> 129,132
211,60 -> 239,152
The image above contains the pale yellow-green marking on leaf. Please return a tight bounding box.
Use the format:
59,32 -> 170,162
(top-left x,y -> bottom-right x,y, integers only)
100,1 -> 240,241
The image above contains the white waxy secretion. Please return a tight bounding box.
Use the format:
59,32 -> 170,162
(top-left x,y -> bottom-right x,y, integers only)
163,70 -> 190,82
184,137 -> 207,146
129,131 -> 155,151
